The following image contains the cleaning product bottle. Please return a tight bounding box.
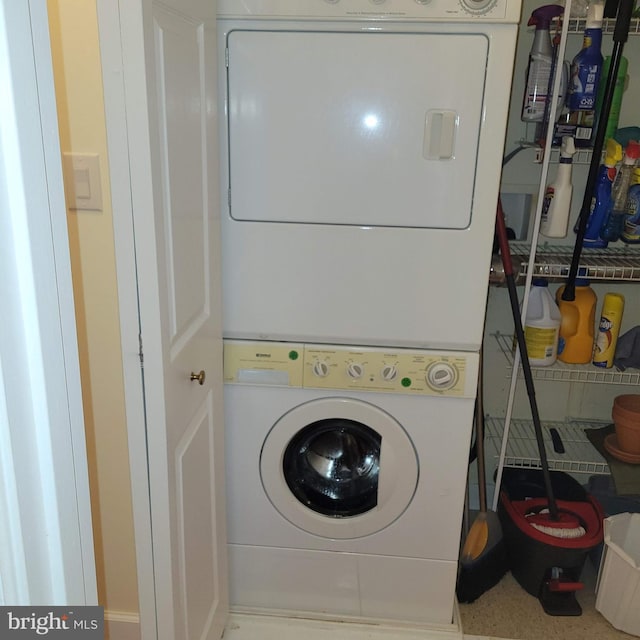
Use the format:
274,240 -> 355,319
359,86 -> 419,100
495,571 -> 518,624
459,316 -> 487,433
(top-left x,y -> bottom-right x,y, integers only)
595,56 -> 628,144
567,1 -> 604,112
521,4 -> 565,123
524,279 -> 561,367
540,136 -> 576,238
556,274 -> 597,364
582,138 -> 623,248
621,168 -> 640,243
593,292 -> 625,368
556,2 -> 604,147
601,140 -> 640,242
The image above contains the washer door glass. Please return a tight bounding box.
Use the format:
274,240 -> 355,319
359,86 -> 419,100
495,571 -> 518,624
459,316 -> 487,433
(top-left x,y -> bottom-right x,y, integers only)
260,397 -> 418,539
283,419 -> 381,517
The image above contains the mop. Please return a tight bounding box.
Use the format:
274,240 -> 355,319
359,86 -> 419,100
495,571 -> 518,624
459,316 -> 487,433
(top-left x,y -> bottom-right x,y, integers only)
495,200 -> 604,615
496,199 -> 586,539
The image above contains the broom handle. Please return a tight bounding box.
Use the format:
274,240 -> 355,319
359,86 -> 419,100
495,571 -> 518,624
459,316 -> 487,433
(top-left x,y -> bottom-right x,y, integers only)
476,348 -> 487,514
496,201 -> 559,519
562,0 -> 635,301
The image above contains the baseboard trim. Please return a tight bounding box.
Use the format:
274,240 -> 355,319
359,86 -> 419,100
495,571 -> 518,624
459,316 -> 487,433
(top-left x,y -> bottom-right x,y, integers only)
105,610 -> 140,640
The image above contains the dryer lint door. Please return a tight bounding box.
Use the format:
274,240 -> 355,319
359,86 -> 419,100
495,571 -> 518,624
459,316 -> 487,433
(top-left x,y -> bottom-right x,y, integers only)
260,397 -> 418,539
225,29 -> 488,229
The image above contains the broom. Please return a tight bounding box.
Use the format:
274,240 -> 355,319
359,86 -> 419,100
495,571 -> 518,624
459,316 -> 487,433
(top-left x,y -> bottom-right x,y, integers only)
457,347 -> 509,602
496,198 -> 586,539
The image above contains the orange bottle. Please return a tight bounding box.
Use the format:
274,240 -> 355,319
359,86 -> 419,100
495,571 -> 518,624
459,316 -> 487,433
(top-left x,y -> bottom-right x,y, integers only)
555,277 -> 597,364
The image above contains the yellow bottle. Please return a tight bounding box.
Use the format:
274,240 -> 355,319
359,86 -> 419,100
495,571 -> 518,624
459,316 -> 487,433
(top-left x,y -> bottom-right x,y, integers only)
593,293 -> 625,368
556,278 -> 597,364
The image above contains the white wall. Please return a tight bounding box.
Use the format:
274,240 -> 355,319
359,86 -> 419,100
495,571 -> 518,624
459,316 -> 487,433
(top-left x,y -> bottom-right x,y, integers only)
47,0 -> 139,618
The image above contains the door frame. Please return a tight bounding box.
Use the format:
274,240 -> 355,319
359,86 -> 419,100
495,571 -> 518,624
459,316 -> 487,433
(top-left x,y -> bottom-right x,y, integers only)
95,1 -> 158,638
0,0 -> 97,605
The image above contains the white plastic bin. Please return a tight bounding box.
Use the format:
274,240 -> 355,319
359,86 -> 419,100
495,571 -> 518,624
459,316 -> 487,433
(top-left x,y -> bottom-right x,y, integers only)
596,513 -> 640,636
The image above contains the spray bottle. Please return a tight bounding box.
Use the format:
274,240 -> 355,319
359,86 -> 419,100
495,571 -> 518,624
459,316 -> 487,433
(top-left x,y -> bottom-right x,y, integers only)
555,2 -> 604,147
521,4 -> 565,123
601,140 -> 640,242
540,136 -> 577,238
581,138 -> 623,248
567,2 -> 604,113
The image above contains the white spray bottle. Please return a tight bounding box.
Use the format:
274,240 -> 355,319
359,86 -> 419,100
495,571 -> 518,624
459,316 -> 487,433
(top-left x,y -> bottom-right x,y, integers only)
540,136 -> 577,238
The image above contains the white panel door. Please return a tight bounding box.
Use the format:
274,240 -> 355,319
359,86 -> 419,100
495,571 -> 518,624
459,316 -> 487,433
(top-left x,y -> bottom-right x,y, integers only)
100,0 -> 228,639
226,30 -> 488,228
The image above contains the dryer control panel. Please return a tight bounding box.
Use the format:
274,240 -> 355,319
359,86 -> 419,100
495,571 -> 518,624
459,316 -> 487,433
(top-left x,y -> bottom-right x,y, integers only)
217,0 -> 521,22
224,340 -> 478,398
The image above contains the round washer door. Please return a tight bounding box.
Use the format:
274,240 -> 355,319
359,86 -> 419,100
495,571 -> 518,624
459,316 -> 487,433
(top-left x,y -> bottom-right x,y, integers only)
260,397 -> 418,539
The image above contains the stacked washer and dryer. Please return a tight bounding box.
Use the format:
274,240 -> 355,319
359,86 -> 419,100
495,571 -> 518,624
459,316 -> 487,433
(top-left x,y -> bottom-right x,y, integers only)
218,0 -> 521,628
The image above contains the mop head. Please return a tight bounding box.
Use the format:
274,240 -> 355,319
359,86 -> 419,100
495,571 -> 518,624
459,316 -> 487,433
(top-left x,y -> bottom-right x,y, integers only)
525,507 -> 586,539
501,491 -> 604,550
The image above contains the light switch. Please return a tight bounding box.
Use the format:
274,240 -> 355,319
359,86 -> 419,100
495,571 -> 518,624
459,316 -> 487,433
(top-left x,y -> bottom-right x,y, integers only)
62,152 -> 103,211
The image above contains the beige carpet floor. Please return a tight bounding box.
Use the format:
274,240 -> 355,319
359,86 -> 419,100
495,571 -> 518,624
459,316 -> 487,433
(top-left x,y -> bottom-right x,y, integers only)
458,564 -> 636,640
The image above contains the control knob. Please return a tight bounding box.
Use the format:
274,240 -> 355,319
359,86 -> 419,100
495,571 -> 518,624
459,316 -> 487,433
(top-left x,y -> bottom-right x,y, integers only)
347,363 -> 364,379
425,362 -> 458,391
381,364 -> 398,381
459,0 -> 498,14
313,360 -> 330,378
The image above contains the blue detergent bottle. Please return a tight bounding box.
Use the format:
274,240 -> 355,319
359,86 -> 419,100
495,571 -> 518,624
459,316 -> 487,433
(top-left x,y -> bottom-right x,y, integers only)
567,2 -> 604,113
581,138 -> 623,248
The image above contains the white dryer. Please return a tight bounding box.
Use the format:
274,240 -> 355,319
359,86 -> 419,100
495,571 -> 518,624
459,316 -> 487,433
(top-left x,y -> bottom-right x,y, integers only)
218,0 -> 521,349
223,340 -> 479,626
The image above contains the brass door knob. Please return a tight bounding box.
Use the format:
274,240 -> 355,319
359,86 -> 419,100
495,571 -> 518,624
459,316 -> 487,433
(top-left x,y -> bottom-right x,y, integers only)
190,370 -> 206,385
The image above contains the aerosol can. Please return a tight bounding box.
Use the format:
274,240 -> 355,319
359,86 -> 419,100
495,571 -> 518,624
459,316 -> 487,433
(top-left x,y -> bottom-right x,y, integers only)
521,4 -> 565,123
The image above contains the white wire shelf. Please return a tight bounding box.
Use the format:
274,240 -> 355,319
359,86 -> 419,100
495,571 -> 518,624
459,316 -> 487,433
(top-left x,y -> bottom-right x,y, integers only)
562,16 -> 640,35
492,332 -> 640,385
485,416 -> 610,476
530,17 -> 640,165
534,147 -> 599,164
511,244 -> 640,282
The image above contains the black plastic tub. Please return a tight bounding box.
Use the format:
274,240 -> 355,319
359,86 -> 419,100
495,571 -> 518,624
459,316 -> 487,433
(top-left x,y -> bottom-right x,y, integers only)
498,468 -> 605,615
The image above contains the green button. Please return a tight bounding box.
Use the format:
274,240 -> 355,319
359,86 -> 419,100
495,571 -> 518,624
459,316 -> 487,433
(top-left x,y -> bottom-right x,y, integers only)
401,377 -> 412,387
289,350 -> 299,360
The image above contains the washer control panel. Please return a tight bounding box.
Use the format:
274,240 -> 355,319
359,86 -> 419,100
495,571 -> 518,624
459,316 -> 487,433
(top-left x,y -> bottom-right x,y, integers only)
224,340 -> 478,397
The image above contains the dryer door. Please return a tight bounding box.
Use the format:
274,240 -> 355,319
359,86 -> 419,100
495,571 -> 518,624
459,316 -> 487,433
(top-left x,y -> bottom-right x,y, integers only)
225,29 -> 487,229
260,397 -> 418,539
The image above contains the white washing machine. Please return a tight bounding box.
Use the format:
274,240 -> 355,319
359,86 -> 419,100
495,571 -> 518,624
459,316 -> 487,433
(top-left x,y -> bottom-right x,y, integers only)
223,340 -> 479,626
218,0 -> 521,349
